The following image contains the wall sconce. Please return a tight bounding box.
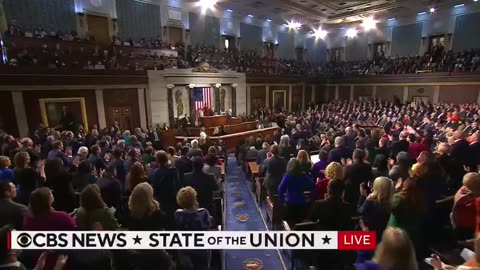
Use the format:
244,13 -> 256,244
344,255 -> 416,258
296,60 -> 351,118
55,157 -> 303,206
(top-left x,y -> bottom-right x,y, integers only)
166,84 -> 174,89
232,83 -> 238,88
188,84 -> 196,88
215,83 -> 222,88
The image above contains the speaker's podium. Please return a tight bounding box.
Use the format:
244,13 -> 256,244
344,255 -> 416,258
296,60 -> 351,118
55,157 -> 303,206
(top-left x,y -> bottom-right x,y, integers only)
199,115 -> 227,128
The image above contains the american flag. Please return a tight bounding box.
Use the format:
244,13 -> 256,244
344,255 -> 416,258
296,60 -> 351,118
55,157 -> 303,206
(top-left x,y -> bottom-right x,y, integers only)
193,87 -> 212,112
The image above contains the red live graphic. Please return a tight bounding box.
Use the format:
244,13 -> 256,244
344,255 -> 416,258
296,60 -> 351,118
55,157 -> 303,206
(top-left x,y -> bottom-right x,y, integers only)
337,232 -> 376,250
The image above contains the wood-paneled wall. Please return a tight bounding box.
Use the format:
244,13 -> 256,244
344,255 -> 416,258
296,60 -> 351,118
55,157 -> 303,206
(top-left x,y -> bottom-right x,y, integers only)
102,89 -> 141,129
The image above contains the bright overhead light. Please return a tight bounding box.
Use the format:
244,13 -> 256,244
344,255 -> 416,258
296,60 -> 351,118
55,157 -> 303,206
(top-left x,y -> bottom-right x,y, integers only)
346,28 -> 358,38
362,17 -> 377,30
418,11 -> 426,15
388,17 -> 395,20
197,0 -> 217,12
266,18 -> 272,22
430,7 -> 436,13
313,27 -> 328,39
226,9 -> 233,12
455,3 -> 465,7
247,14 -> 254,17
287,20 -> 302,29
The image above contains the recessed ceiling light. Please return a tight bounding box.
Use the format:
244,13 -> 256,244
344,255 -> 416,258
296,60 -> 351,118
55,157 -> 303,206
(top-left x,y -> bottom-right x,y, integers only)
430,7 -> 436,13
198,0 -> 217,12
226,8 -> 233,12
247,14 -> 254,17
346,28 -> 358,38
454,3 -> 465,7
266,18 -> 272,22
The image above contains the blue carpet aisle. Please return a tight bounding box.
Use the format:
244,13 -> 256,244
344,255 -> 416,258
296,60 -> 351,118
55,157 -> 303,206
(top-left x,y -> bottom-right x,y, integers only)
224,155 -> 286,270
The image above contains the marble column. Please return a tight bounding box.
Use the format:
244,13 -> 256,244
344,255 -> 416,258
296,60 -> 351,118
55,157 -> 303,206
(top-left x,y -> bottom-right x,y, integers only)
246,85 -> 251,115
265,85 -> 270,108
138,88 -> 147,129
403,86 -> 409,103
302,84 -> 306,110
311,85 -> 316,104
433,86 -> 440,104
12,91 -> 28,137
95,89 -> 107,129
288,85 -> 293,112
349,85 -> 354,101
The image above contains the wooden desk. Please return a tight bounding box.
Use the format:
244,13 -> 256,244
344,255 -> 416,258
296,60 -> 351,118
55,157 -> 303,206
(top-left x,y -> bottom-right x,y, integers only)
248,162 -> 259,175
175,127 -> 277,153
228,118 -> 242,125
200,115 -> 227,128
186,121 -> 257,136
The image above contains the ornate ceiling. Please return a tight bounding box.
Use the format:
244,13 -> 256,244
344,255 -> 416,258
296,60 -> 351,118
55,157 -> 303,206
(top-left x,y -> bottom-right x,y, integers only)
215,0 -> 462,25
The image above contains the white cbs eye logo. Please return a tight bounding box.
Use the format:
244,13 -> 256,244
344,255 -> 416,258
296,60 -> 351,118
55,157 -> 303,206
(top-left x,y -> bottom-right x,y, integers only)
17,233 -> 32,248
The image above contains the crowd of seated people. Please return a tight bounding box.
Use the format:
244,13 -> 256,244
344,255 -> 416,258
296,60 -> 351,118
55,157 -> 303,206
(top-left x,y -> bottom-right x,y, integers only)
0,120 -> 230,270
3,21 -> 480,77
232,98 -> 480,269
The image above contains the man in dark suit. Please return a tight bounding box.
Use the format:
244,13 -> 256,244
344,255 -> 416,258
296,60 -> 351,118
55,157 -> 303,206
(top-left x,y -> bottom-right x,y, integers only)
150,151 -> 180,229
308,179 -> 354,230
88,145 -> 106,176
96,165 -> 122,209
343,149 -> 372,205
47,140 -> 72,166
469,132 -> 480,171
450,130 -> 471,169
175,146 -> 193,184
261,145 -> 287,197
327,136 -> 351,163
107,148 -> 126,190
183,157 -> 218,213
389,131 -> 409,161
256,142 -> 270,165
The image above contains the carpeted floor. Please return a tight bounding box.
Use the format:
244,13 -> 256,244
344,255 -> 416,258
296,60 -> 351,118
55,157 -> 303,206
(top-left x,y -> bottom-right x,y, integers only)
223,155 -> 286,270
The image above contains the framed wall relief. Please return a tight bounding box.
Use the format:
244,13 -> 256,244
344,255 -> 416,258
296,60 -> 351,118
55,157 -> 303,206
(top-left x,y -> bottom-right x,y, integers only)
39,97 -> 88,131
272,90 -> 286,112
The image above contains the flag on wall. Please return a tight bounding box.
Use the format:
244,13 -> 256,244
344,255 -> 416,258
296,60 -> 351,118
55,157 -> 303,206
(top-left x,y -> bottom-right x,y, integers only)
193,87 -> 212,111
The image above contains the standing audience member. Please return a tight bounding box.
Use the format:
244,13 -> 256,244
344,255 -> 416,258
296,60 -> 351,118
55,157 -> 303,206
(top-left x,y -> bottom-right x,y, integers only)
125,162 -> 148,195
451,172 -> 480,240
175,146 -> 193,183
13,151 -> 44,205
0,181 -> 27,229
278,158 -> 316,225
182,157 -> 218,214
262,145 -> 287,197
149,151 -> 180,229
175,186 -> 213,270
96,165 -> 122,209
75,184 -> 118,230
344,149 -> 373,205
310,150 -> 328,181
315,162 -> 343,200
0,156 -> 14,182
72,160 -> 97,192
356,228 -> 417,270
296,150 -> 312,174
44,158 -> 75,213
357,177 -> 394,263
